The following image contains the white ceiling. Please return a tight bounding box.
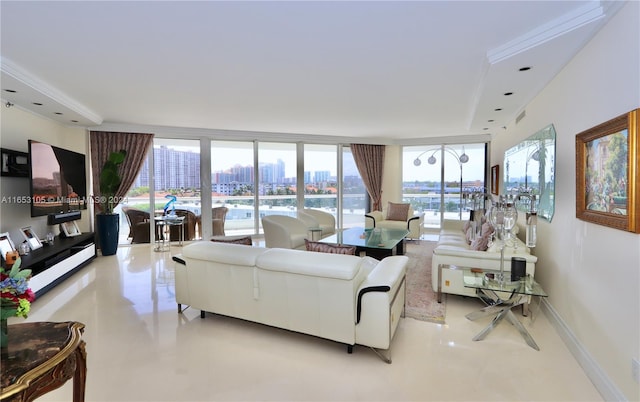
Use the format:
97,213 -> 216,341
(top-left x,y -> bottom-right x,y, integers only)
0,1 -> 623,142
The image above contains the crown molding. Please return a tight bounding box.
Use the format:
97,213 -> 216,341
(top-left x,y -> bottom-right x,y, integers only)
487,1 -> 607,64
1,58 -> 103,125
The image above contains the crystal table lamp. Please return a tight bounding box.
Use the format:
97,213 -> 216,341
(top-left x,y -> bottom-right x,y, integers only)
489,196 -> 518,285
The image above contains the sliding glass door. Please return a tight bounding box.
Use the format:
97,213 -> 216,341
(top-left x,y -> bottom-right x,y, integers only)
121,138 -> 201,244
121,138 -> 367,243
257,142 -> 297,234
403,143 -> 486,232
210,140 -> 255,236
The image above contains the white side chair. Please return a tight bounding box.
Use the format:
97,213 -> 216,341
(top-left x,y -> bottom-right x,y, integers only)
297,209 -> 336,238
365,203 -> 424,239
261,215 -> 308,250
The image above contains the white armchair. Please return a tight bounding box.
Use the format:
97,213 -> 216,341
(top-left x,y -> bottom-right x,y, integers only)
297,209 -> 336,238
261,215 -> 308,250
365,203 -> 424,239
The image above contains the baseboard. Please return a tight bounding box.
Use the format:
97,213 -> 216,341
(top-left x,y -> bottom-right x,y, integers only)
541,299 -> 625,401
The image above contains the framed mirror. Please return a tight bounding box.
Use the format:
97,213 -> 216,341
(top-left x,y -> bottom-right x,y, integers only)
503,124 -> 556,221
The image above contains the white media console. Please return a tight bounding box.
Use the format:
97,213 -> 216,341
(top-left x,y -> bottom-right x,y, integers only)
19,232 -> 96,296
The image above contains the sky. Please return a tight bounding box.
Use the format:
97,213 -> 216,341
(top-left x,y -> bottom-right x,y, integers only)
154,140 -> 487,183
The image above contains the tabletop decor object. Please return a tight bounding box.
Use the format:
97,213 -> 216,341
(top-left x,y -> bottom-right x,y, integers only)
0,258 -> 35,348
488,196 -> 518,285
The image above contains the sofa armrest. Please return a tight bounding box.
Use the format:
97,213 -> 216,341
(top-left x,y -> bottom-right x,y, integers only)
407,213 -> 424,237
434,245 -> 537,263
365,211 -> 384,229
355,255 -> 408,350
356,285 -> 390,324
173,254 -> 190,308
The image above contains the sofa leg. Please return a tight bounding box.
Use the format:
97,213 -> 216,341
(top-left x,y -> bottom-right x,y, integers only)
369,347 -> 392,364
347,345 -> 353,354
200,310 -> 205,319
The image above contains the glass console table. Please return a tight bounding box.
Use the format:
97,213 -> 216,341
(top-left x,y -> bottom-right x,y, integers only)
463,268 -> 547,350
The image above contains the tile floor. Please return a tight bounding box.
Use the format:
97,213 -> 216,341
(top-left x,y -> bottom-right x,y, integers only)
20,242 -> 602,402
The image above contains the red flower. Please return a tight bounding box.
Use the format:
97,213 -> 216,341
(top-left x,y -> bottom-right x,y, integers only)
25,289 -> 35,302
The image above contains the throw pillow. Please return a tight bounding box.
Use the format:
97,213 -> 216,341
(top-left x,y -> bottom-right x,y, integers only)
481,222 -> 494,237
386,202 -> 410,221
304,239 -> 356,255
211,235 -> 253,245
465,227 -> 474,245
462,220 -> 472,234
470,233 -> 490,251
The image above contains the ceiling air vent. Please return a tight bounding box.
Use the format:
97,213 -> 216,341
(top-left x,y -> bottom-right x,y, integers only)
516,110 -> 526,125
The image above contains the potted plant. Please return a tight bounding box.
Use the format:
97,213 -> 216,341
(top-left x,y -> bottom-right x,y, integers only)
96,150 -> 126,256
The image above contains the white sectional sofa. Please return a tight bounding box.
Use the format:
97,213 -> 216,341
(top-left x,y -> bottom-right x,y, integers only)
432,219 -> 538,300
174,242 -> 409,362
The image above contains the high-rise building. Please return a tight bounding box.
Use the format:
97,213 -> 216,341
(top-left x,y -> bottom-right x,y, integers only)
133,146 -> 201,190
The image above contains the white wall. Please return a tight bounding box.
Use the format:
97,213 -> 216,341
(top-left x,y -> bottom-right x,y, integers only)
381,145 -> 402,206
0,106 -> 90,244
491,2 -> 639,400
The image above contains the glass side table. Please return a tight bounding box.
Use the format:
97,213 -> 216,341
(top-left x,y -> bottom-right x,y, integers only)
154,215 -> 185,252
463,268 -> 548,350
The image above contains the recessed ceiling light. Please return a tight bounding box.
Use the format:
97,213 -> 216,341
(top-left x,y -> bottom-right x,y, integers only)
71,120 -> 79,123
494,108 -> 502,111
504,92 -> 513,96
483,128 -> 489,130
54,112 -> 63,115
4,89 -> 17,93
33,102 -> 43,106
519,67 -> 532,71
488,119 -> 494,122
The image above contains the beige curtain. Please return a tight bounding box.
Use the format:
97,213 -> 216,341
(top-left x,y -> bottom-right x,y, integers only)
89,131 -> 154,212
350,144 -> 385,211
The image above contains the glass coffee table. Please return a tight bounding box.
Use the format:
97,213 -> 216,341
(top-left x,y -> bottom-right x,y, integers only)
463,268 -> 548,350
318,227 -> 409,260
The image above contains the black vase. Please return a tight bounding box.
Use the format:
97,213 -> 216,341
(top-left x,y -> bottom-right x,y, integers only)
97,214 -> 119,256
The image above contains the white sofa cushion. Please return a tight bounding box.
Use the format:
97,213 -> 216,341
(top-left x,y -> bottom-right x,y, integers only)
257,248 -> 363,280
182,241 -> 264,265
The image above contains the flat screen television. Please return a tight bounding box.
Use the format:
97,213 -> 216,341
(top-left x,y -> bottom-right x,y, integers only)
28,140 -> 87,217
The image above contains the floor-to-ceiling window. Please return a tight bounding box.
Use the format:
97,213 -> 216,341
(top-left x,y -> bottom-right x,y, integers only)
303,144 -> 338,219
257,142 -> 297,233
403,143 -> 486,231
120,138 -> 201,244
119,138 -> 368,242
210,140 -> 255,236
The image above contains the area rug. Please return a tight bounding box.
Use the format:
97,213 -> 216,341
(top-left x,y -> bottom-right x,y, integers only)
403,240 -> 446,324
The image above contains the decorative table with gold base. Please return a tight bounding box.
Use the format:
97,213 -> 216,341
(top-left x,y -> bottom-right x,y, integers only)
0,321 -> 86,402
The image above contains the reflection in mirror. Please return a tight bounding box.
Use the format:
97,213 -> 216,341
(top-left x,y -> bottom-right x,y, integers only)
503,124 -> 556,221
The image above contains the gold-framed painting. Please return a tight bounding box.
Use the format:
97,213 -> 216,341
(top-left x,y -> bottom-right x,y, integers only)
575,108 -> 639,233
491,165 -> 499,195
